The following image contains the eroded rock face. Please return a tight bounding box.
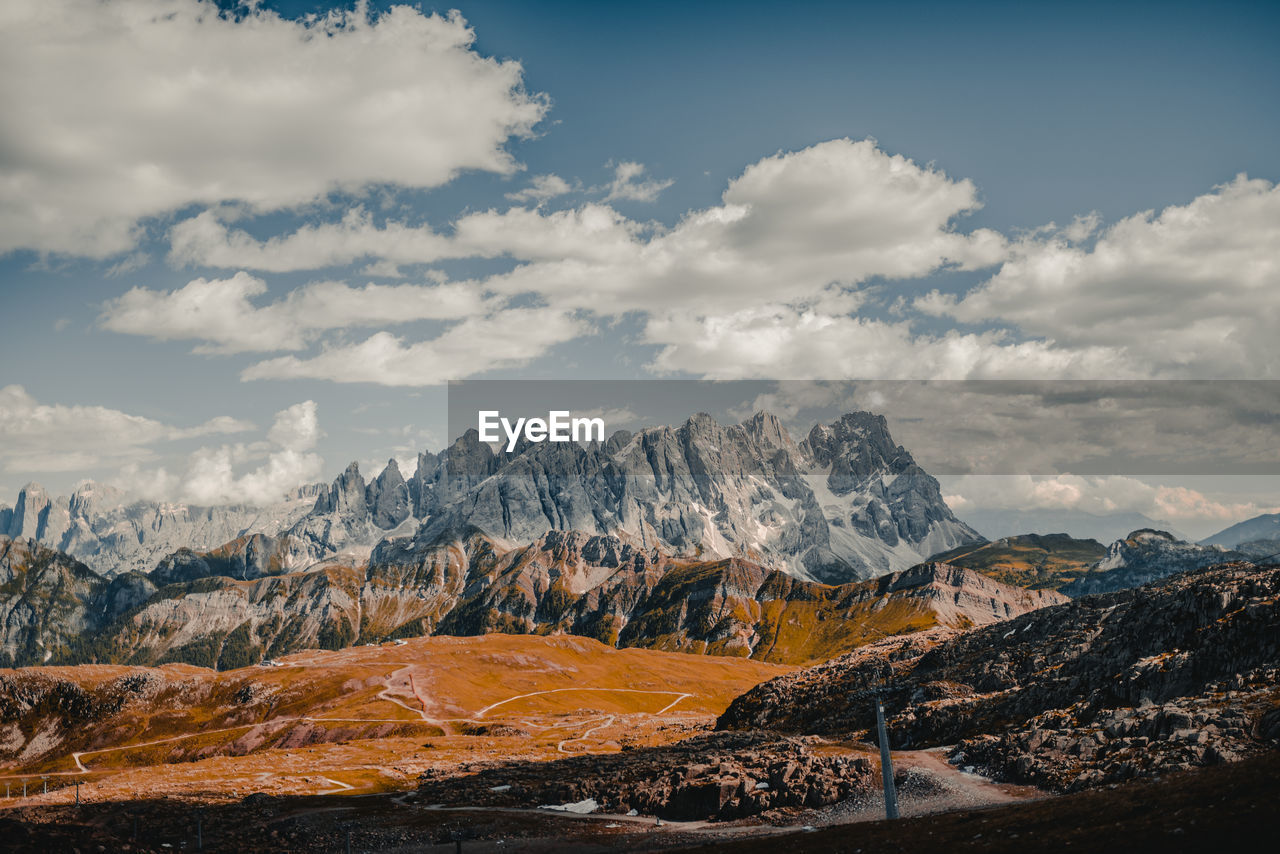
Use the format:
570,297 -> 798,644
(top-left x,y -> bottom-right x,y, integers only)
954,669 -> 1280,791
366,459 -> 411,529
415,732 -> 876,821
717,562 -> 1280,792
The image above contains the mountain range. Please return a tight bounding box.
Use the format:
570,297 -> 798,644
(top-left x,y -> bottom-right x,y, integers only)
0,410 -> 982,584
0,529 -> 1062,669
957,507 -> 1190,545
1,408 -> 1273,673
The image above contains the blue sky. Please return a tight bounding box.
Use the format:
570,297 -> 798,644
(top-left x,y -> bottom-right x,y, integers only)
1,0 -> 1278,537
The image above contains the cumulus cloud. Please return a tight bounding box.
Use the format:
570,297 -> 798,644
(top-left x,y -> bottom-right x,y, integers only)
600,161 -> 674,203
159,138 -> 1003,310
921,175 -> 1280,377
0,384 -> 252,474
100,272 -> 494,353
0,0 -> 547,257
486,138 -> 1007,317
111,138 -> 1018,385
241,308 -> 589,386
121,401 -> 325,506
266,401 -> 322,452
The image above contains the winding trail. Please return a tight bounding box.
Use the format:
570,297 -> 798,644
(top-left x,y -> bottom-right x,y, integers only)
476,688 -> 694,719
556,715 -> 617,753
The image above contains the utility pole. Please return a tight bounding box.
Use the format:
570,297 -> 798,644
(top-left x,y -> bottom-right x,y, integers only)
874,694 -> 900,820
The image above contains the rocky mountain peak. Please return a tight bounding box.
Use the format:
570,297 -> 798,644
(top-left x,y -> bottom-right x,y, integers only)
741,410 -> 797,454
366,458 -> 411,529
313,461 -> 368,517
1126,528 -> 1178,543
803,411 -> 908,472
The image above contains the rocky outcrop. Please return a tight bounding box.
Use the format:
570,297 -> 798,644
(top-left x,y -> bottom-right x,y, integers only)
717,561 -> 1280,792
415,731 -> 877,821
954,668 -> 1280,791
1062,529 -> 1247,596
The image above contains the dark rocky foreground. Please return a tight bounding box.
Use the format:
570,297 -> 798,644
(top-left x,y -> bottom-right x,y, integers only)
415,731 -> 876,821
718,562 -> 1280,792
3,748 -> 1277,852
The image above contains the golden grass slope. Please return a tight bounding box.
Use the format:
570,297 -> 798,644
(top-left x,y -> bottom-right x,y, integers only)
0,634 -> 791,803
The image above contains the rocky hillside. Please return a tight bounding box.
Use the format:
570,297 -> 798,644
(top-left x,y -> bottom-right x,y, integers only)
1,531 -> 1059,669
1202,512 -> 1280,552
925,533 -> 1106,591
0,537 -> 153,667
1061,529 -> 1247,596
718,561 -> 1280,791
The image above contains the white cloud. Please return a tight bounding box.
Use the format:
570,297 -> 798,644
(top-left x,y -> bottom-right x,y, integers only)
0,0 -> 547,258
241,308 -> 589,386
101,141 -> 1280,386
100,272 -> 494,353
486,138 -> 1007,317
114,139 -> 1015,386
122,401 -> 325,506
160,138 -> 1004,315
267,401 -> 322,452
505,174 -> 575,204
167,209 -> 453,273
943,474 -> 1279,524
643,309 -> 1130,379
0,384 -> 252,474
922,175 -> 1280,378
600,161 -> 674,203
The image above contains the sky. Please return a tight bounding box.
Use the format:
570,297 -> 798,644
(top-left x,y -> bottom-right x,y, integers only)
1,0 -> 1278,539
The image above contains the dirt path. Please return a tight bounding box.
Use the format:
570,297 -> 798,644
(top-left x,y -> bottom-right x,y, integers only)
475,687 -> 694,718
